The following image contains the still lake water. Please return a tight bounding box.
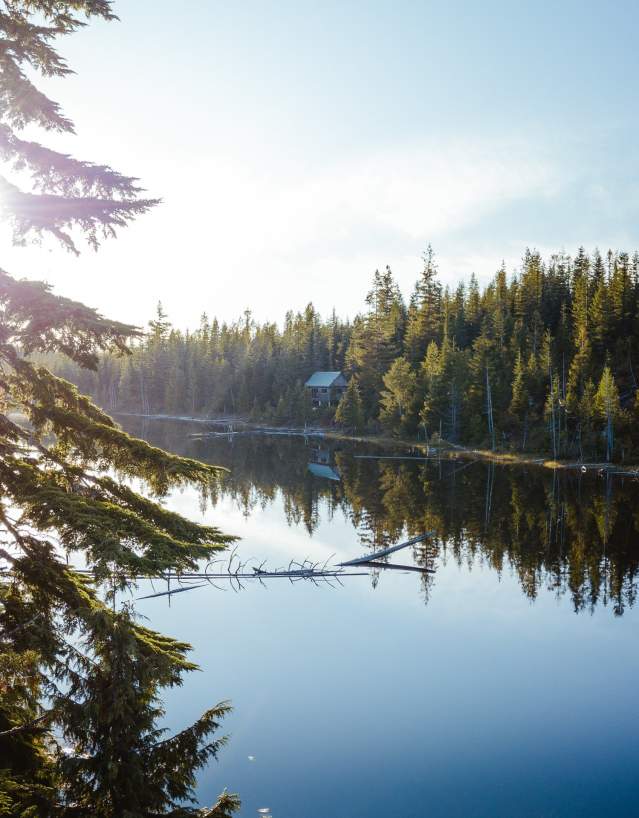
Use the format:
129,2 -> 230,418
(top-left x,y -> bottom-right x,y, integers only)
122,418 -> 639,818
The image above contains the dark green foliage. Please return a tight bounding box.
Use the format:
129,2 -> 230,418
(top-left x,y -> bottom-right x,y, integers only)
335,376 -> 364,432
0,268 -> 141,366
0,280 -> 239,816
379,357 -> 418,435
54,608 -> 231,817
52,246 -> 639,461
1,3 -> 238,815
404,246 -> 441,364
346,266 -> 405,413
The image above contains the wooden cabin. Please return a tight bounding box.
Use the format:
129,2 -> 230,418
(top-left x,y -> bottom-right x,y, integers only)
304,371 -> 348,407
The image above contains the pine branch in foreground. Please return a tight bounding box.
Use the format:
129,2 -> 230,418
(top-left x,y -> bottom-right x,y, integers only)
0,2 -> 240,814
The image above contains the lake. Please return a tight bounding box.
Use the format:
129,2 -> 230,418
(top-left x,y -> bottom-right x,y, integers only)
121,417 -> 639,818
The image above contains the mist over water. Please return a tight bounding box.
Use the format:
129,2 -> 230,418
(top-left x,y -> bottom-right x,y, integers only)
124,418 -> 639,818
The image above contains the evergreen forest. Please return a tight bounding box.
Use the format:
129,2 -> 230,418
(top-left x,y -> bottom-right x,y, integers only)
51,247 -> 639,462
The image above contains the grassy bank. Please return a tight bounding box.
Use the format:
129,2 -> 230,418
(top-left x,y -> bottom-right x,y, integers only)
322,430 -> 639,473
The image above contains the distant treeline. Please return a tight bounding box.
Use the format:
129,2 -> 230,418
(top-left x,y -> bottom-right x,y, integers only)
47,247 -> 639,460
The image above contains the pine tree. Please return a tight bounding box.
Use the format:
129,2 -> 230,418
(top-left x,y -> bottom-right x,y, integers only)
595,365 -> 621,462
335,377 -> 365,433
566,331 -> 592,415
0,4 -> 239,815
0,2 -> 158,253
419,340 -> 443,438
589,277 -> 610,361
379,357 -> 418,435
578,379 -> 597,457
544,372 -> 561,457
509,349 -> 530,447
404,246 -> 442,364
35,244 -> 639,462
465,274 -> 481,342
56,607 -> 236,817
346,266 -> 405,415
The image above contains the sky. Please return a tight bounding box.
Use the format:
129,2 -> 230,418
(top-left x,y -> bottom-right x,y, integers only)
4,0 -> 639,329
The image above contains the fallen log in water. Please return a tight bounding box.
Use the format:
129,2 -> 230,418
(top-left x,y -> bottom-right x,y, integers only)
338,532 -> 433,566
16,543 -> 433,602
353,455 -> 436,461
353,560 -> 435,574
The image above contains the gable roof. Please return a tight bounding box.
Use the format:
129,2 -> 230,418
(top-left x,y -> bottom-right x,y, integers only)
307,463 -> 341,481
304,371 -> 344,388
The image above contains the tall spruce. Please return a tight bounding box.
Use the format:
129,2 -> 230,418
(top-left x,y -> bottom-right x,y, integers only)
335,376 -> 364,433
404,246 -> 442,364
0,3 -> 239,815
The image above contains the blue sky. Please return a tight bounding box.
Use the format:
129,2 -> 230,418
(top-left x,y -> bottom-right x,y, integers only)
4,0 -> 639,327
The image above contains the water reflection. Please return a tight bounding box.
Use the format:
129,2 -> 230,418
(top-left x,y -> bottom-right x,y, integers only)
122,418 -> 639,616
307,445 -> 341,481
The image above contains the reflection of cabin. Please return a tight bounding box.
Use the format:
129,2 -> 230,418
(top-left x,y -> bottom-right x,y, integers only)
304,371 -> 348,407
307,462 -> 341,481
307,446 -> 341,481
309,446 -> 331,465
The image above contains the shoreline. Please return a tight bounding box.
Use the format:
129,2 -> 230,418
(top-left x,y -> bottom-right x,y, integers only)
115,411 -> 639,475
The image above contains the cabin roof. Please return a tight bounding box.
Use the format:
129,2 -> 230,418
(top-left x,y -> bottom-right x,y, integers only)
307,463 -> 341,481
304,371 -> 344,387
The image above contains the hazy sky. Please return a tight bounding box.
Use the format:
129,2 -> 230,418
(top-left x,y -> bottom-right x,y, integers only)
4,0 -> 639,328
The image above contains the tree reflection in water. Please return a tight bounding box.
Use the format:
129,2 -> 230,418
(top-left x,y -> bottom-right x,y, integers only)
125,418 -> 639,616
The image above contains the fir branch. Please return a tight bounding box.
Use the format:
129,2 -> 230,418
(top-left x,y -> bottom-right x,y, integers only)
0,710 -> 52,737
0,51 -> 73,131
0,176 -> 161,254
0,1 -> 156,254
198,791 -> 242,818
1,272 -> 141,366
0,459 -> 230,580
0,124 -> 145,198
0,11 -> 73,77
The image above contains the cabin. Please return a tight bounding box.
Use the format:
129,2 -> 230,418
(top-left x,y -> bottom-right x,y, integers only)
304,371 -> 348,407
307,461 -> 341,481
307,446 -> 341,481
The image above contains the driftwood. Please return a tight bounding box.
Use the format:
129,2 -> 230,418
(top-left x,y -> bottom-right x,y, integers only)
338,532 -> 432,567
133,548 -> 370,599
2,539 -> 433,603
189,423 -> 327,440
353,455 -> 435,461
353,560 -> 435,574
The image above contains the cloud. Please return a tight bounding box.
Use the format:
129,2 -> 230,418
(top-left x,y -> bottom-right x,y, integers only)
188,137 -> 561,258
1,136 -> 568,325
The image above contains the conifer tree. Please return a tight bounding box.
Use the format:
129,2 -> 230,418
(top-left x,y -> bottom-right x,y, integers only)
335,377 -> 364,433
404,246 -> 442,364
578,379 -> 597,457
0,2 -> 158,253
509,349 -> 530,447
595,365 -> 621,462
544,372 -> 561,457
36,243 -> 639,461
566,332 -> 592,416
346,266 -> 405,414
379,357 -> 417,435
419,340 -> 443,438
0,3 -> 239,815
590,277 -> 610,362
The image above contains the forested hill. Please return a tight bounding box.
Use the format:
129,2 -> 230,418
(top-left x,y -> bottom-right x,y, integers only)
48,247 -> 639,461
